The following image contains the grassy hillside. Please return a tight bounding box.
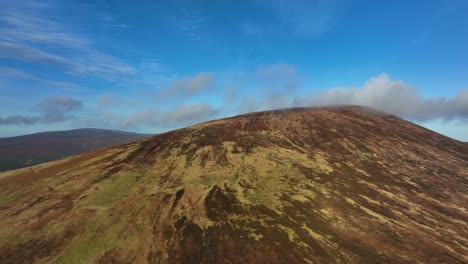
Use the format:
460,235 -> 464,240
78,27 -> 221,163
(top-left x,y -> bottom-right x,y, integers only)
0,107 -> 467,263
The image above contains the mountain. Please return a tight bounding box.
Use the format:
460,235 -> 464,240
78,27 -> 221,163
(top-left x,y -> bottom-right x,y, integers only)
0,106 -> 467,264
0,128 -> 151,172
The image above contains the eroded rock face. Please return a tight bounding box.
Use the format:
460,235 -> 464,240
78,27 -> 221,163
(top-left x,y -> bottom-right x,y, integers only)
0,106 -> 467,263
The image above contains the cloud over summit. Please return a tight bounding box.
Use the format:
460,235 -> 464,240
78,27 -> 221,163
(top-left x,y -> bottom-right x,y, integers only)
295,73 -> 468,122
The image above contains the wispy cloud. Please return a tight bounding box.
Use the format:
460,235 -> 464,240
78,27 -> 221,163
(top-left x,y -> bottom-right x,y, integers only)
0,1 -> 88,48
0,1 -> 135,81
139,61 -> 173,74
0,67 -> 80,91
227,63 -> 301,114
123,103 -> 219,129
168,4 -> 206,41
102,23 -> 133,29
253,0 -> 341,36
256,63 -> 301,91
0,41 -> 69,67
0,115 -> 40,125
0,96 -> 83,125
160,73 -> 214,97
38,96 -> 83,123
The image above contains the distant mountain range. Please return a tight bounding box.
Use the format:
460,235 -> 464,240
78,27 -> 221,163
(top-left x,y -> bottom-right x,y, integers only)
0,128 -> 151,172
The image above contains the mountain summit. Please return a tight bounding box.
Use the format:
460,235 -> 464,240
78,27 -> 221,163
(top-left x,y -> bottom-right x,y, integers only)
0,106 -> 467,263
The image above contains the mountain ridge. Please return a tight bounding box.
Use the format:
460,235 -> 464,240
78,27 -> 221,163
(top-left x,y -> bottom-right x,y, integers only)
0,128 -> 151,172
0,128 -> 148,140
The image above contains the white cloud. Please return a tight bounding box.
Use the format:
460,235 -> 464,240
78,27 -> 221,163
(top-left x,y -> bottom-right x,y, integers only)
294,73 -> 468,121
0,96 -> 83,125
123,103 -> 219,129
162,73 -> 215,96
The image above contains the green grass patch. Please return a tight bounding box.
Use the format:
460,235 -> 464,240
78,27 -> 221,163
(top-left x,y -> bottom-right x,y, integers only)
89,171 -> 141,207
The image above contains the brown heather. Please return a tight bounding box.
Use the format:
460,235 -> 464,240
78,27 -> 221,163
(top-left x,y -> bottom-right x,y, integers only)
0,106 -> 467,263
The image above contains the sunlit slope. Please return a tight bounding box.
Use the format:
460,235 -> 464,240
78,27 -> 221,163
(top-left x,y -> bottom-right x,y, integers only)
0,106 -> 467,264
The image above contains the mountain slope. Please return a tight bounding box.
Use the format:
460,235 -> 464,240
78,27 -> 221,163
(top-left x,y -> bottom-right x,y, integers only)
0,128 -> 150,172
0,106 -> 467,263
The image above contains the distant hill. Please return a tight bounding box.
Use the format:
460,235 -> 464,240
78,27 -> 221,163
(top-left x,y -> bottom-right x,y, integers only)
0,107 -> 467,263
0,128 -> 151,172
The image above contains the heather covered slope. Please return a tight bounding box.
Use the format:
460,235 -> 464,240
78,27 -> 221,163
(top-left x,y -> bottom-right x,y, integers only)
0,106 -> 467,263
0,128 -> 150,172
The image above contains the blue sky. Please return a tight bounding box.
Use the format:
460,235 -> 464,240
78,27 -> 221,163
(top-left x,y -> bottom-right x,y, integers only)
0,0 -> 467,140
